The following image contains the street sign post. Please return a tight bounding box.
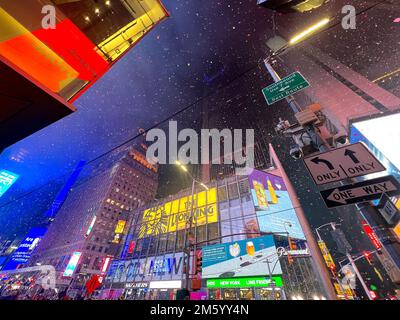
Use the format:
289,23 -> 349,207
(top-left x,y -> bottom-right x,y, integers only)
262,72 -> 310,105
320,175 -> 400,208
304,142 -> 386,185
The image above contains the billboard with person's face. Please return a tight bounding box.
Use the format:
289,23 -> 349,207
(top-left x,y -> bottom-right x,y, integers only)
248,169 -> 305,240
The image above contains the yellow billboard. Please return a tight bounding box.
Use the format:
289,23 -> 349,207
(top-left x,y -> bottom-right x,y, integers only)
139,188 -> 218,238
115,220 -> 126,234
318,240 -> 335,269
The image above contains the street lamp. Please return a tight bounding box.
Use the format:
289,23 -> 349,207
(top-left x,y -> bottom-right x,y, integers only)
175,161 -> 209,293
288,18 -> 330,45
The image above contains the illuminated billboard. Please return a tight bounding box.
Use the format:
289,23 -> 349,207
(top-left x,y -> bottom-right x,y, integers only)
2,227 -> 47,270
350,113 -> 400,177
138,188 -> 218,238
0,170 -> 19,198
85,216 -> 97,237
115,220 -> 126,234
63,252 -> 82,277
248,169 -> 305,240
202,235 -> 282,279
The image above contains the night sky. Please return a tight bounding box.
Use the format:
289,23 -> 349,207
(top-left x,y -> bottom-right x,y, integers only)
0,0 -> 279,237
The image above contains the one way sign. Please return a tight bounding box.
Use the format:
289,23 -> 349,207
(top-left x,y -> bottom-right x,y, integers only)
320,175 -> 400,208
304,142 -> 386,185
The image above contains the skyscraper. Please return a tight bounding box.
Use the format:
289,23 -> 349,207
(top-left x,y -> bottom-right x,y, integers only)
29,143 -> 158,292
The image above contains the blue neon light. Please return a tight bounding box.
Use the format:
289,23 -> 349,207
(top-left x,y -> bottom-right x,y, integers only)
0,170 -> 19,198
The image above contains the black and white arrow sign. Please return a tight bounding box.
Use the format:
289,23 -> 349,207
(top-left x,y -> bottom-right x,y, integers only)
320,175 -> 400,208
304,142 -> 386,185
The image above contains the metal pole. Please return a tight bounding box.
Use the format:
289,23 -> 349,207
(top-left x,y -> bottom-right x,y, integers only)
330,223 -> 372,300
185,179 -> 196,291
265,258 -> 275,300
269,144 -> 337,300
346,253 -> 373,300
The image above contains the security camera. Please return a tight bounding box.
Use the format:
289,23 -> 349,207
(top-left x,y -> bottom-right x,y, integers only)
289,146 -> 303,159
333,133 -> 349,147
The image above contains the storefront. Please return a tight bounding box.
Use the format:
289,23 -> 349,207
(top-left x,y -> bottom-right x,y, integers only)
206,276 -> 285,300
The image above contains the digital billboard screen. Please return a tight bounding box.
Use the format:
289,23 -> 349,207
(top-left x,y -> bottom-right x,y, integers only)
63,252 -> 82,277
2,227 -> 47,270
0,170 -> 19,198
351,113 -> 400,174
248,169 -> 305,240
202,235 -> 282,279
139,188 -> 218,238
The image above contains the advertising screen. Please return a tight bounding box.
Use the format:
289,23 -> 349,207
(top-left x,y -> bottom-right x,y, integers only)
139,188 -> 218,238
2,227 -> 47,270
63,252 -> 82,277
350,113 -> 400,178
248,169 -> 305,240
0,170 -> 19,198
202,235 -> 282,279
115,220 -> 126,234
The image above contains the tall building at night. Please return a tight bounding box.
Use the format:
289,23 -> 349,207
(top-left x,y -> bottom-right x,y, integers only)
29,143 -> 159,291
0,0 -> 168,149
101,157 -> 326,300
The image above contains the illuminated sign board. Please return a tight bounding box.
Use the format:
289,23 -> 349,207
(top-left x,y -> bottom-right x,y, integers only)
149,280 -> 182,289
85,216 -> 97,237
139,188 -> 218,238
2,227 -> 47,270
351,113 -> 400,173
106,253 -> 185,283
0,170 -> 19,198
393,222 -> 400,240
361,220 -> 382,250
115,220 -> 126,234
129,150 -> 158,173
318,240 -> 335,269
206,276 -> 283,289
101,257 -> 112,274
202,235 -> 281,279
248,169 -> 305,240
63,252 -> 82,277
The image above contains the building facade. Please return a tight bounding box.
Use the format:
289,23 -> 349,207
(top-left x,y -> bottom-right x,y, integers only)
103,168 -> 325,300
29,145 -> 158,291
0,0 -> 168,149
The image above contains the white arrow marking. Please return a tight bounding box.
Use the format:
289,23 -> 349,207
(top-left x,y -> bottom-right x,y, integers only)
279,85 -> 290,92
327,181 -> 398,204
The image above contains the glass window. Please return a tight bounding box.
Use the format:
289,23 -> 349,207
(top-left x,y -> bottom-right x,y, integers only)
176,230 -> 185,251
227,183 -> 239,199
196,224 -> 207,244
219,208 -> 230,221
166,232 -> 176,252
158,234 -> 167,254
221,220 -> 232,243
238,179 -> 249,195
208,223 -> 219,245
218,186 -> 228,202
230,206 -> 241,219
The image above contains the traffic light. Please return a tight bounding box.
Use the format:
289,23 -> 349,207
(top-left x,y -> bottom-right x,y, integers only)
288,237 -> 297,251
195,254 -> 202,275
364,251 -> 372,265
369,290 -> 377,300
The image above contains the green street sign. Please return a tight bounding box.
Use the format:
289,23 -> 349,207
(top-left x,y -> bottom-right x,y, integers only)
262,72 -> 310,105
206,276 -> 283,289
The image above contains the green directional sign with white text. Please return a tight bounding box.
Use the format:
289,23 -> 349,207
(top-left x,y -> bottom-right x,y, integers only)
262,72 -> 310,105
206,276 -> 283,289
